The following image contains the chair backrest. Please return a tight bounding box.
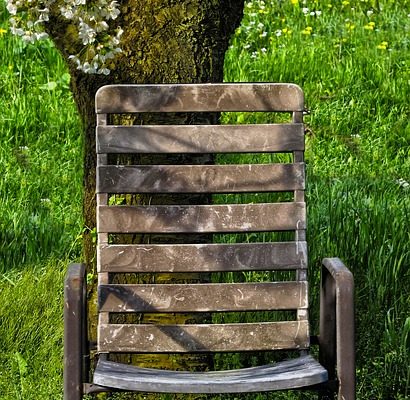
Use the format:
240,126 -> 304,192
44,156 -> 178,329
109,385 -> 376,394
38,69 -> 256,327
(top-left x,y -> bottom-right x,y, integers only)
95,83 -> 308,357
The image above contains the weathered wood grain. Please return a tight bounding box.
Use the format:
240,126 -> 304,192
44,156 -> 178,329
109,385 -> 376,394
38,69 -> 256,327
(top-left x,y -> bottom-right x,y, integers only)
95,84 -> 304,113
98,241 -> 308,272
93,355 -> 328,393
96,124 -> 304,154
96,163 -> 305,194
97,203 -> 306,233
98,281 -> 308,313
98,321 -> 309,353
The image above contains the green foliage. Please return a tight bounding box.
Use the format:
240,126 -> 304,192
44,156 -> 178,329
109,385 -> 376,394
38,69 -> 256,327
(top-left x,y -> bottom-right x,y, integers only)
0,0 -> 409,399
0,260 -> 66,398
0,2 -> 82,273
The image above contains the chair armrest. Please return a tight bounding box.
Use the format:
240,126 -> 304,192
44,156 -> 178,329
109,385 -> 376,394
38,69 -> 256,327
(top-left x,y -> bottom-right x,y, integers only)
319,257 -> 355,399
64,263 -> 87,398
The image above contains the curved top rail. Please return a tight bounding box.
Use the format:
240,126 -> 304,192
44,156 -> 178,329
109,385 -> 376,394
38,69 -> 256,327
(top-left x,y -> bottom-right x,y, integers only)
95,83 -> 304,114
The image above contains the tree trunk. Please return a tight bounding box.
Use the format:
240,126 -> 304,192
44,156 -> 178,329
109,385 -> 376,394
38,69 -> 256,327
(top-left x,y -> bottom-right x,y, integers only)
46,0 -> 244,380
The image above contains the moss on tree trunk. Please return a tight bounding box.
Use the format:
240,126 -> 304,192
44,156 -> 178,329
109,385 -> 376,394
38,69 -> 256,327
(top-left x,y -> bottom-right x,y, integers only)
46,0 -> 244,380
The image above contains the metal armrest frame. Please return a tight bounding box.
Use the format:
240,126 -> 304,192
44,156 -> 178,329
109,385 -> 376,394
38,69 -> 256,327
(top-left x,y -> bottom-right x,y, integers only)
64,263 -> 87,400
319,257 -> 355,400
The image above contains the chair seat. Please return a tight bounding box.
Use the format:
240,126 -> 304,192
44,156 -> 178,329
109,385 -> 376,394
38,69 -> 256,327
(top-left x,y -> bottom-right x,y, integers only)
93,354 -> 328,393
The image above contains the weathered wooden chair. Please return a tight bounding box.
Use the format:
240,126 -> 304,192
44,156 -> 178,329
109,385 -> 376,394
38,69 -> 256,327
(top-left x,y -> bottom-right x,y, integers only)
64,83 -> 355,399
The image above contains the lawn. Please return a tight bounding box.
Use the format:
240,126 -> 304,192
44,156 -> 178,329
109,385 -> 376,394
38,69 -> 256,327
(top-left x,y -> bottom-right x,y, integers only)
0,0 -> 409,399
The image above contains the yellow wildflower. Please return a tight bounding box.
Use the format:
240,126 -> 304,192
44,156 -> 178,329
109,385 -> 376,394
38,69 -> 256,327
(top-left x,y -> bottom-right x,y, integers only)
345,22 -> 355,31
291,0 -> 299,4
377,41 -> 388,50
364,22 -> 375,30
0,28 -> 7,37
282,28 -> 292,35
302,26 -> 313,35
342,0 -> 350,6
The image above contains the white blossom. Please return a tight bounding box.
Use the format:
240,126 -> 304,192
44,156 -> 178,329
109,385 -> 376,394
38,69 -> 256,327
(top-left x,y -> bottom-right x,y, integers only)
6,2 -> 18,15
60,6 -> 74,19
78,20 -> 98,44
105,1 -> 121,20
6,0 -> 125,75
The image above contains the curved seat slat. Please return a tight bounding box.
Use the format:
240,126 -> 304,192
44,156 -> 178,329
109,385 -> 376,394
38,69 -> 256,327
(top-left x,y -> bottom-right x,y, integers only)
93,355 -> 328,393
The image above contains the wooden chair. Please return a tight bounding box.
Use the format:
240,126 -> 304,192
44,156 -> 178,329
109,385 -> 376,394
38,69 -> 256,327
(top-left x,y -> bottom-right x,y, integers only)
64,83 -> 355,399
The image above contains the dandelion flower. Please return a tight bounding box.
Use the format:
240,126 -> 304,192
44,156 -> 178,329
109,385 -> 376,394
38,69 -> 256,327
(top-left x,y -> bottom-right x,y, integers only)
302,26 -> 313,35
377,41 -> 388,50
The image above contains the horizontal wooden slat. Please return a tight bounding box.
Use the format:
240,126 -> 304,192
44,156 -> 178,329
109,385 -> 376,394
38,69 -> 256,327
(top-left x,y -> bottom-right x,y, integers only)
96,124 -> 304,154
93,355 -> 328,393
98,321 -> 309,352
95,83 -> 304,113
97,203 -> 306,233
98,282 -> 308,313
97,163 -> 305,194
98,242 -> 307,273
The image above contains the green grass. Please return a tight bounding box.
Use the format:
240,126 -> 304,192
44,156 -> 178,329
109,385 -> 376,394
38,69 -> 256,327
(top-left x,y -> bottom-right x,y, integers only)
0,4 -> 83,272
0,0 -> 409,399
0,260 -> 66,399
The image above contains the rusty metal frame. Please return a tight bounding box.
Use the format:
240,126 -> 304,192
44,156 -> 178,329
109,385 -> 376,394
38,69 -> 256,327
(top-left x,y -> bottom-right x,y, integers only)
320,257 -> 355,400
64,263 -> 87,400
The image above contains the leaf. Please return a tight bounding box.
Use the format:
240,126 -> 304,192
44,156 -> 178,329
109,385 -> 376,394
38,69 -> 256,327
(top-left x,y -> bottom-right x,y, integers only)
14,352 -> 28,376
59,73 -> 71,89
39,81 -> 57,90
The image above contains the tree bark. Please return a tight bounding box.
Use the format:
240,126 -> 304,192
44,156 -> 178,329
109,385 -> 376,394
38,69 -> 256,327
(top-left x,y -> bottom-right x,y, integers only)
46,0 -> 244,380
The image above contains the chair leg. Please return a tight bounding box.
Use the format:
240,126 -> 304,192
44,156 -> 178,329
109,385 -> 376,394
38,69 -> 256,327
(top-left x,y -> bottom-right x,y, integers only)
64,263 -> 86,400
320,258 -> 355,400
